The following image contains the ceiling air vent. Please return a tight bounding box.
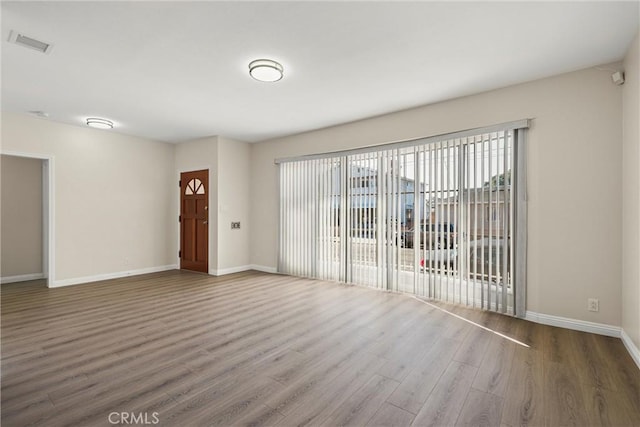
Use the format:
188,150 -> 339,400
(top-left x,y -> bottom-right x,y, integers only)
8,31 -> 53,54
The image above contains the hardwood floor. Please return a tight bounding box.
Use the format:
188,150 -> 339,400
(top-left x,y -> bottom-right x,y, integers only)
1,270 -> 639,426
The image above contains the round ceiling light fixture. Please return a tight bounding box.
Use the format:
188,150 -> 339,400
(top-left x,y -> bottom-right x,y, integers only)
86,117 -> 114,129
248,59 -> 283,82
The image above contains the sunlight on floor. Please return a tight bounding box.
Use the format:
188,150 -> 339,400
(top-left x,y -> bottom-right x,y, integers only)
410,295 -> 530,348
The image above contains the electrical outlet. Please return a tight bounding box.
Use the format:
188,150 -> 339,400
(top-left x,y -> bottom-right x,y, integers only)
588,298 -> 599,312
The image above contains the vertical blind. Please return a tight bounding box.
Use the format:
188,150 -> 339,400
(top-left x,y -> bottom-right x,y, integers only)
277,120 -> 528,316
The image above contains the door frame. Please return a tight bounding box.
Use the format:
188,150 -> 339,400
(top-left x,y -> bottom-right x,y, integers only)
0,150 -> 55,287
176,166 -> 212,274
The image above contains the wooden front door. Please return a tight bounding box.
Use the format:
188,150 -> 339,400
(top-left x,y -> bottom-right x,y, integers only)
180,170 -> 208,273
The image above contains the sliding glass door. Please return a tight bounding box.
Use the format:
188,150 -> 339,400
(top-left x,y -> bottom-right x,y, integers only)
278,121 -> 528,316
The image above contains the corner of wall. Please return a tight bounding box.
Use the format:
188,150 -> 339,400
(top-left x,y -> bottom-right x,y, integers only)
621,30 -> 640,358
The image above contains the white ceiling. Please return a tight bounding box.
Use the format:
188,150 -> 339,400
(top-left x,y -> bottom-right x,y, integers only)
2,1 -> 638,143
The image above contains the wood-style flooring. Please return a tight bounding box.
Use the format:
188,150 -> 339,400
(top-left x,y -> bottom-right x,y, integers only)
2,270 -> 639,426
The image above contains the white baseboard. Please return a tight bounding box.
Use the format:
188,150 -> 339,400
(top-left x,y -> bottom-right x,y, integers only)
525,310 -> 621,338
209,265 -> 252,276
51,265 -> 178,288
208,265 -> 278,276
1,273 -> 45,284
249,264 -> 278,274
621,328 -> 640,370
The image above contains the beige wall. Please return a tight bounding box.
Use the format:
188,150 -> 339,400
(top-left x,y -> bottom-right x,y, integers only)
622,32 -> 640,350
0,116 -> 253,284
174,135 -> 251,274
1,155 -> 43,278
174,136 -> 219,274
1,113 -> 176,285
251,65 -> 624,326
217,137 -> 251,272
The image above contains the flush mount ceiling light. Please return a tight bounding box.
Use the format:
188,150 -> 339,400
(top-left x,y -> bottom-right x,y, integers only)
249,59 -> 283,82
86,118 -> 113,129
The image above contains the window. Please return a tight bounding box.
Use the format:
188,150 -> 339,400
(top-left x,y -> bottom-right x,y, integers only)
277,120 -> 528,316
185,178 -> 205,195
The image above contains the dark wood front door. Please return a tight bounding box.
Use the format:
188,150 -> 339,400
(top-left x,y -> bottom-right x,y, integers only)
180,170 -> 208,273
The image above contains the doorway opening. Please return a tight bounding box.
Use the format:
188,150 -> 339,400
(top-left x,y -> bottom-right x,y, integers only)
0,152 -> 54,287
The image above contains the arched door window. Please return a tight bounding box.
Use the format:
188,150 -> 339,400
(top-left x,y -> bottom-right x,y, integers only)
185,178 -> 205,195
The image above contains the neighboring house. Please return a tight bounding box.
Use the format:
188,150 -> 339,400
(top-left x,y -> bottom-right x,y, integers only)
329,162 -> 509,241
341,168 -> 513,284
328,163 -> 418,236
428,186 -> 510,239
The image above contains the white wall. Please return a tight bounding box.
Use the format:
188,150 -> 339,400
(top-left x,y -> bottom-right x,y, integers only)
216,136 -> 251,273
622,32 -> 640,352
251,65 -> 624,327
1,155 -> 43,279
174,136 -> 218,273
1,113 -> 176,285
